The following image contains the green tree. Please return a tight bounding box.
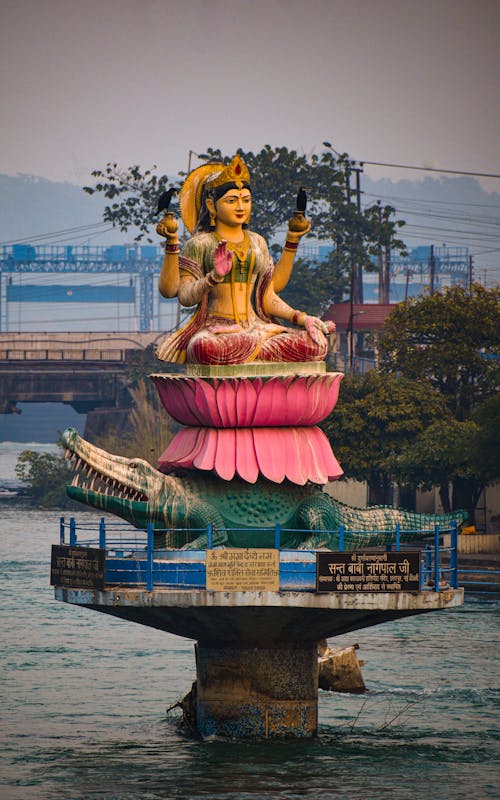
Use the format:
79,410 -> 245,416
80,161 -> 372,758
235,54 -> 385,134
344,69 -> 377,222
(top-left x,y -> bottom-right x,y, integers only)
379,284 -> 500,419
321,372 -> 448,505
15,450 -> 75,508
394,394 -> 500,520
83,163 -> 174,242
378,284 -> 500,518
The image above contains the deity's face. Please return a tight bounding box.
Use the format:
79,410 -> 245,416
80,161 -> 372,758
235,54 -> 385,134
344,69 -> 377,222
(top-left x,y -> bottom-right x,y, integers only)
211,187 -> 252,228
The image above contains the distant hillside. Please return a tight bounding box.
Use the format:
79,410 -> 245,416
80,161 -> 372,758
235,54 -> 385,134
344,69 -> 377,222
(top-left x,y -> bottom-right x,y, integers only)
0,174 -> 113,246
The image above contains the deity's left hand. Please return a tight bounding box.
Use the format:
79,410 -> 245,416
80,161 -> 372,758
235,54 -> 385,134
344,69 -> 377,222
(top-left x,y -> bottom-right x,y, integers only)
304,316 -> 335,345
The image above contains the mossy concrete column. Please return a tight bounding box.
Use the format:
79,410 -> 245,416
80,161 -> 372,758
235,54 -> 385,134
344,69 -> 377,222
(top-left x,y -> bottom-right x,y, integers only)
195,643 -> 318,739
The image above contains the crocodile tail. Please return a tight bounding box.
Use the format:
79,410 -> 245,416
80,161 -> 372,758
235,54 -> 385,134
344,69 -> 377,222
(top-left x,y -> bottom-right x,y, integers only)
295,495 -> 468,551
330,500 -> 468,532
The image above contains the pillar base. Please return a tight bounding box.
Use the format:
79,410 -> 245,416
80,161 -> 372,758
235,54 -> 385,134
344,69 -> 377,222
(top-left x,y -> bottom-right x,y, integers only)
195,643 -> 318,739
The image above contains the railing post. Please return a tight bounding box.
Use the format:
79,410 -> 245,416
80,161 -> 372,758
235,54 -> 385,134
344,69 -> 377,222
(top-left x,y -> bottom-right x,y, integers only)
450,521 -> 458,589
99,517 -> 106,550
434,524 -> 440,591
395,523 -> 401,552
207,523 -> 213,549
146,523 -> 154,591
424,543 -> 432,586
69,517 -> 76,546
339,526 -> 345,551
59,516 -> 65,544
274,524 -> 281,550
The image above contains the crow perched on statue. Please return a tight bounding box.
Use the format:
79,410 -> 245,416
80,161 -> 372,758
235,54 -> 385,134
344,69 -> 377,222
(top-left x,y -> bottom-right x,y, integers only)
296,187 -> 308,214
156,187 -> 179,215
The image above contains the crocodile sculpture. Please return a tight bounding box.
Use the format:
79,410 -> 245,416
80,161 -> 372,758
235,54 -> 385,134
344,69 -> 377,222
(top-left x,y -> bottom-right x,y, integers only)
62,428 -> 467,550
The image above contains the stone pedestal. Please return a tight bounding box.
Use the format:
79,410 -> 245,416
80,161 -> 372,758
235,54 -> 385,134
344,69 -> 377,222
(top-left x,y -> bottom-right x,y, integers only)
195,643 -> 318,739
56,585 -> 465,738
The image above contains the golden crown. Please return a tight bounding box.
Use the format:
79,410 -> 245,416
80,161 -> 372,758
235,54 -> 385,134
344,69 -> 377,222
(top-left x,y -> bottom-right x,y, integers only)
204,155 -> 250,192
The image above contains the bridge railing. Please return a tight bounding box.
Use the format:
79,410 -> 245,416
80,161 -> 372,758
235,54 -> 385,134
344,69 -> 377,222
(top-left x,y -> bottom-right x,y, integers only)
1,348 -> 127,362
58,517 -> 460,594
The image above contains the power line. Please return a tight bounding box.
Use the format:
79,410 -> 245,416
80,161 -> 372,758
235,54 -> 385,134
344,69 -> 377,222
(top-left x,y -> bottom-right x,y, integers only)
0,222 -> 112,247
363,190 -> 500,210
357,161 -> 500,179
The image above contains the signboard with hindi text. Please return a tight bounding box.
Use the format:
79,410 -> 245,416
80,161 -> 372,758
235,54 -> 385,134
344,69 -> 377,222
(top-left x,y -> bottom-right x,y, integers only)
51,545 -> 106,590
206,548 -> 279,592
316,551 -> 420,592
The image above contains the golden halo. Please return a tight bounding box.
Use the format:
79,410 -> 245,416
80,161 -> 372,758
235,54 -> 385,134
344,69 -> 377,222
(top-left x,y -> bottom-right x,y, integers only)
179,163 -> 224,234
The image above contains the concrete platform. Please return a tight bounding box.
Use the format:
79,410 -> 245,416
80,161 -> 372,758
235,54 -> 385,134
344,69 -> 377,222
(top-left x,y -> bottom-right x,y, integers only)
55,586 -> 464,646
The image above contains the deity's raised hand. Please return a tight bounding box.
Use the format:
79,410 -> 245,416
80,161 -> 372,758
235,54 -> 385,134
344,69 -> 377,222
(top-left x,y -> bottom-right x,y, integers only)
214,240 -> 233,278
287,212 -> 311,239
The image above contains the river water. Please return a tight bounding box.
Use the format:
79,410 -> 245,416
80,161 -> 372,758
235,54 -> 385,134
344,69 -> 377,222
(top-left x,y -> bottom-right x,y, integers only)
0,443 -> 498,799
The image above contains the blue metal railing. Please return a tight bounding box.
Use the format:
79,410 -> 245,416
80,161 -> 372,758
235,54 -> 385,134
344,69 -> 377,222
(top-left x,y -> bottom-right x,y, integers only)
58,516 -> 462,594
456,568 -> 500,595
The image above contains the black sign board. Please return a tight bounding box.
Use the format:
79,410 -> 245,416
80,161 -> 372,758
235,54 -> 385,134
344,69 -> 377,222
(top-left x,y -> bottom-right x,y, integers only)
51,545 -> 106,590
316,551 -> 420,592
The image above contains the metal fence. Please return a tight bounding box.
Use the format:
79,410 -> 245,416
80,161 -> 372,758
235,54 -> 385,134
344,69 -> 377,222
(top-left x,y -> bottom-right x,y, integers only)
59,517 -> 461,594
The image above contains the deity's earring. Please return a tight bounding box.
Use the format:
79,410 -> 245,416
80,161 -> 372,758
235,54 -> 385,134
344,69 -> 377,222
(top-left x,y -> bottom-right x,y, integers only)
209,210 -> 216,230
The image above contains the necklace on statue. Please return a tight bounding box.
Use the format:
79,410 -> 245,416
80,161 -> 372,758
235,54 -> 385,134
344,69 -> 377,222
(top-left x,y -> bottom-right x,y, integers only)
215,232 -> 250,263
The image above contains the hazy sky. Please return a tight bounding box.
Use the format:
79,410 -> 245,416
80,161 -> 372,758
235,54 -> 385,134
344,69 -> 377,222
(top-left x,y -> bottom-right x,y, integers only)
1,0 -> 499,187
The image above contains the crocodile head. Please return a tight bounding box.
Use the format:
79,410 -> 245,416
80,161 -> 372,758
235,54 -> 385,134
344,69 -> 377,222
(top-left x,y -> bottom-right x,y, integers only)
61,427 -> 184,528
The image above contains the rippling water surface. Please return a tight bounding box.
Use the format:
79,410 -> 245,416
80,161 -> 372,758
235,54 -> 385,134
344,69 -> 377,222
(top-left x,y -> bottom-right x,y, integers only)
1,454 -> 498,799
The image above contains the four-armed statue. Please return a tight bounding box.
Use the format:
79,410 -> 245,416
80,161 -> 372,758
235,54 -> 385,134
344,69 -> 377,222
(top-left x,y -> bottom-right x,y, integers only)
155,155 -> 335,365
59,153 -> 466,740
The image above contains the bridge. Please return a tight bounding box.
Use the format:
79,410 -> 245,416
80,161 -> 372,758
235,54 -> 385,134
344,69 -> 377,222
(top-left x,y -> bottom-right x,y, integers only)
0,332 -> 166,437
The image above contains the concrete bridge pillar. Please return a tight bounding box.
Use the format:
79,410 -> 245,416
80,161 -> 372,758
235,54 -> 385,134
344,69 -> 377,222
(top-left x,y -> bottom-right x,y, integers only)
195,642 -> 318,738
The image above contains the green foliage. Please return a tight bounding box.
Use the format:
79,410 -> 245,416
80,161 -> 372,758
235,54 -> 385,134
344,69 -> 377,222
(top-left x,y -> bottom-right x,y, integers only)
322,372 -> 448,504
83,163 -> 174,242
374,287 -> 500,518
15,449 -> 76,508
394,419 -> 476,491
379,284 -> 500,419
470,393 -> 500,479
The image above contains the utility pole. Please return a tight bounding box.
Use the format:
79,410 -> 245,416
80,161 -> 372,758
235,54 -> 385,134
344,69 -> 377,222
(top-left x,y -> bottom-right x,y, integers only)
429,245 -> 435,295
377,202 -> 384,303
468,255 -> 473,291
349,276 -> 354,372
351,164 -> 364,304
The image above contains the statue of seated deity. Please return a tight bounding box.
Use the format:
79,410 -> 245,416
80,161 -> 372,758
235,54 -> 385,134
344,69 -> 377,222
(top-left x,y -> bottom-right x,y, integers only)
155,155 -> 335,365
